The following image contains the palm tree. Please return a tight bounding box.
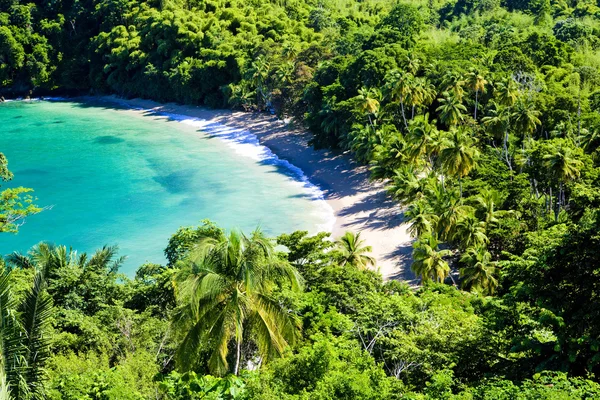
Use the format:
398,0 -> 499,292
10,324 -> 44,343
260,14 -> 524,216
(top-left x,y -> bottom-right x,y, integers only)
436,196 -> 473,242
441,71 -> 465,100
543,142 -> 584,219
173,229 -> 302,376
249,57 -> 271,108
336,231 -> 376,269
580,128 -> 600,152
356,87 -> 381,115
459,246 -> 498,294
387,166 -> 428,204
495,78 -> 519,107
466,69 -> 488,120
436,91 -> 467,127
482,104 -> 512,171
8,244 -> 125,316
356,87 -> 381,128
512,99 -> 541,138
403,201 -> 438,238
0,267 -> 53,400
411,234 -> 452,283
453,214 -> 488,249
405,52 -> 421,75
405,114 -> 438,165
407,77 -> 435,118
472,189 -> 505,229
384,70 -> 414,129
439,127 -> 479,197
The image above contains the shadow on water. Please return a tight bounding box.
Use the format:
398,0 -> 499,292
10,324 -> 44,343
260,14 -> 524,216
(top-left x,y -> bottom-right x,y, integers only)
152,169 -> 197,194
94,135 -> 125,145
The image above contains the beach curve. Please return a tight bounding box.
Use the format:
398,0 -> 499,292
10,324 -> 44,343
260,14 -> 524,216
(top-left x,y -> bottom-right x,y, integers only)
95,95 -> 416,282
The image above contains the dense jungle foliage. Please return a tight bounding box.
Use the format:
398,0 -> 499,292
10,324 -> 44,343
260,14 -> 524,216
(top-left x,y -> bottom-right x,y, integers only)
4,0 -> 600,398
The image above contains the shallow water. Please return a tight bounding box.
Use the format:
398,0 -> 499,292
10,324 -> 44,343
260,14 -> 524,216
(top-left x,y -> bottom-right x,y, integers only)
0,100 -> 333,274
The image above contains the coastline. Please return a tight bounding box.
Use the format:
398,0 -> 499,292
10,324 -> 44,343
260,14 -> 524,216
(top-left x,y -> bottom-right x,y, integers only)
86,95 -> 416,282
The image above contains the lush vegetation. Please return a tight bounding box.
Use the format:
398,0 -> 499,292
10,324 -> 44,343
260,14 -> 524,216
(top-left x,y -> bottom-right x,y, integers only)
1,214 -> 600,399
4,0 -> 600,397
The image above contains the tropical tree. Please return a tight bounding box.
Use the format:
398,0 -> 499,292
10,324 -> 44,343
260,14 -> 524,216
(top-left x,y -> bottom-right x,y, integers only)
411,234 -> 452,283
466,69 -> 488,119
387,166 -> 432,204
543,141 -> 584,218
405,115 -> 438,165
0,153 -> 41,234
435,194 -> 473,241
335,231 -> 376,269
495,78 -> 520,107
173,229 -> 302,376
580,128 -> 600,152
384,70 -> 414,129
7,243 -> 125,314
436,91 -> 467,126
471,189 -> 506,229
403,201 -> 438,238
439,127 -> 479,197
0,267 -> 53,400
512,99 -> 541,138
441,71 -> 465,100
356,87 -> 381,116
453,214 -> 488,249
482,104 -> 513,171
459,246 -> 498,294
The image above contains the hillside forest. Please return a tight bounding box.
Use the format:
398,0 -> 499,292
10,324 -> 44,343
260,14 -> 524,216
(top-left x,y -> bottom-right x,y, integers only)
3,0 -> 600,398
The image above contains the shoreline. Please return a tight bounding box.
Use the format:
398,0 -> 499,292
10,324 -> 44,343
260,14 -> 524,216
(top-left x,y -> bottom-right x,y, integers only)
63,96 -> 415,281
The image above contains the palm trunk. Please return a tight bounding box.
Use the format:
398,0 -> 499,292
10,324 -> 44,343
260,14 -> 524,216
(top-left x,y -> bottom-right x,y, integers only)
459,178 -> 463,200
503,130 -> 512,173
549,187 -> 553,217
400,100 -> 409,130
474,89 -> 478,120
234,340 -> 242,376
578,93 -> 582,138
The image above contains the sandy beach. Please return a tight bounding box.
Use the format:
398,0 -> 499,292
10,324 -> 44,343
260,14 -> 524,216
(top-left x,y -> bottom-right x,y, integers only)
96,96 -> 416,282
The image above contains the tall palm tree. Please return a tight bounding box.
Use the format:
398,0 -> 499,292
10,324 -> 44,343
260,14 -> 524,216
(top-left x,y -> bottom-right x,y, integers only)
403,201 -> 438,238
459,246 -> 498,295
436,196 -> 473,242
466,69 -> 488,120
439,127 -> 479,197
408,77 -> 435,118
384,70 -> 414,130
356,87 -> 381,115
482,104 -> 512,171
0,267 -> 53,400
411,234 -> 452,283
512,99 -> 541,138
441,71 -> 465,100
387,166 -> 429,204
453,214 -> 488,249
405,114 -> 438,165
543,142 -> 584,218
173,229 -> 302,376
472,188 -> 505,229
356,87 -> 381,128
249,56 -> 271,107
436,91 -> 467,127
336,231 -> 376,269
495,78 -> 520,107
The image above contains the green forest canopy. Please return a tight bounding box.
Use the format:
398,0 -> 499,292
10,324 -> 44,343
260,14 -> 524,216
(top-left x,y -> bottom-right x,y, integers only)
3,0 -> 600,398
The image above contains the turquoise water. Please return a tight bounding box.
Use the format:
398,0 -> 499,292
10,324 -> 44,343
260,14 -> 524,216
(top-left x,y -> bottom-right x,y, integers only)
0,100 -> 332,274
